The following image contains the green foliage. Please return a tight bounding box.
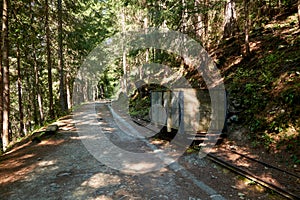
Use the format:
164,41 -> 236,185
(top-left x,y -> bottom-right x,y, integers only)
2,0 -> 300,153
251,140 -> 260,148
259,52 -> 283,65
249,118 -> 266,132
129,95 -> 151,121
281,88 -> 298,105
186,145 -> 201,154
98,69 -> 121,99
261,133 -> 274,149
269,121 -> 284,133
226,42 -> 299,155
290,154 -> 300,164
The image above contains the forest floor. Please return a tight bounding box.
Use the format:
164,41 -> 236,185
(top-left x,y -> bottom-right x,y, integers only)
0,102 -> 288,200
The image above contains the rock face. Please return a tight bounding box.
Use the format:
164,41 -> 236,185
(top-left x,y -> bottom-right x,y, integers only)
31,124 -> 59,143
46,124 -> 59,132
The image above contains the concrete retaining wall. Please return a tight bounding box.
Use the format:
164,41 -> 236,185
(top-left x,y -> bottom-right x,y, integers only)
151,88 -> 226,134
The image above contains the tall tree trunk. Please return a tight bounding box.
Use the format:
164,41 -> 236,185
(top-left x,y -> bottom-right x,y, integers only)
268,0 -> 272,20
298,0 -> 300,28
29,74 -> 39,125
64,46 -> 72,107
0,0 -> 3,148
45,0 -> 54,119
122,50 -> 127,94
223,0 -> 239,39
66,72 -> 71,109
30,3 -> 44,125
181,0 -> 188,33
17,44 -> 24,137
121,8 -> 127,94
255,0 -> 263,28
194,0 -> 209,47
203,0 -> 209,47
180,0 -> 187,66
2,0 -> 10,152
24,70 -> 32,133
194,0 -> 204,42
244,0 -> 250,56
34,46 -> 44,124
58,0 -> 67,112
277,0 -> 281,8
143,15 -> 149,80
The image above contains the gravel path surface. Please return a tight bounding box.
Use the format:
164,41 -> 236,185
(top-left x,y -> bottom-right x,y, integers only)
0,102 -> 284,200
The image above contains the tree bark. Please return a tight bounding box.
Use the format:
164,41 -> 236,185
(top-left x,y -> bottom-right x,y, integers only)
2,0 -> 10,152
0,0 -> 3,148
58,0 -> 67,112
203,0 -> 209,47
66,72 -> 72,109
298,0 -> 300,28
223,0 -> 239,39
34,46 -> 44,124
45,0 -> 54,119
244,0 -> 250,56
30,3 -> 44,125
181,0 -> 188,33
193,0 -> 209,47
193,0 -> 204,42
143,15 -> 149,80
121,8 -> 127,94
17,44 -> 24,137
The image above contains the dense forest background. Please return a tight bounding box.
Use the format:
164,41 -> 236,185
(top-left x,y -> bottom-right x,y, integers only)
0,0 -> 299,156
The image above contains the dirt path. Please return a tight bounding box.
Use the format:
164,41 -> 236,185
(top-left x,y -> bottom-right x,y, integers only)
0,102 -> 284,200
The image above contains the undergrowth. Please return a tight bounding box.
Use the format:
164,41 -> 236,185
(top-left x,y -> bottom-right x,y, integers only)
223,11 -> 300,157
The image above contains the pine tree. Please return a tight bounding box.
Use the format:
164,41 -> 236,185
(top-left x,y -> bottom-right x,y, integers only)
2,0 -> 10,152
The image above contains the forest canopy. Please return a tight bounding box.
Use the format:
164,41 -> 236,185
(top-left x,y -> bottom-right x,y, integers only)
0,0 -> 299,153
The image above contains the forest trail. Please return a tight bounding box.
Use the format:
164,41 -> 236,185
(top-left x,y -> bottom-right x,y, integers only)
0,102 -> 284,200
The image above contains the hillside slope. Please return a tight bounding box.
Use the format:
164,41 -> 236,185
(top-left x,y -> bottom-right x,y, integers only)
216,8 -> 299,165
